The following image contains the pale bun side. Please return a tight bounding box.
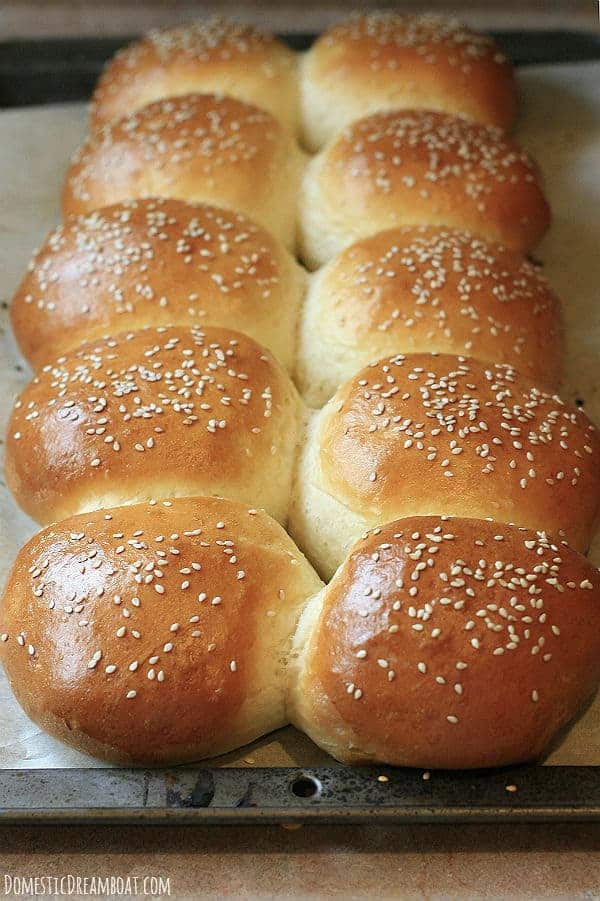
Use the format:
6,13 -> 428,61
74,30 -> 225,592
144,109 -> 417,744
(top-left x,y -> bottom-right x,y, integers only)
288,409 -> 365,580
91,18 -> 299,135
11,198 -> 306,371
299,109 -> 550,269
0,496 -> 323,765
6,326 -> 303,526
301,12 -> 517,151
289,353 -> 600,579
63,93 -> 305,251
296,226 -> 564,407
289,516 -> 600,768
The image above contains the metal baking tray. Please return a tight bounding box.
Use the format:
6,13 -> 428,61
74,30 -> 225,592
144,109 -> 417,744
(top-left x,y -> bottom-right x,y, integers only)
0,29 -> 599,825
1,766 -> 599,825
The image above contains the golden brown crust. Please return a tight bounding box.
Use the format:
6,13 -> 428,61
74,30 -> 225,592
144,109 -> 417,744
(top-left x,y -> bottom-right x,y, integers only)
300,109 -> 550,267
330,111 -> 548,251
5,325 -> 302,525
302,13 -> 517,148
0,497 -> 323,765
62,94 -> 304,249
10,198 -> 305,370
297,226 -> 564,405
318,353 -> 600,552
91,18 -> 299,134
290,516 -> 600,768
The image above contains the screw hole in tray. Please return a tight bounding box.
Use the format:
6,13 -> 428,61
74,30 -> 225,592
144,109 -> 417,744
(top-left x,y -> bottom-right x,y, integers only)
290,774 -> 322,800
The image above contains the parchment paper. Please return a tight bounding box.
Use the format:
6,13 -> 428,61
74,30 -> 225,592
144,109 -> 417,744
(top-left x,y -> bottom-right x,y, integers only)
1,62 -> 599,768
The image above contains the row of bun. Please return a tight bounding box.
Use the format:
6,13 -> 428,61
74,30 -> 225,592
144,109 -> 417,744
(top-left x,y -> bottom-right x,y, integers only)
1,12 -> 599,772
12,199 -> 562,400
2,498 -> 598,768
90,14 -> 519,148
62,97 -> 550,266
5,326 -> 599,573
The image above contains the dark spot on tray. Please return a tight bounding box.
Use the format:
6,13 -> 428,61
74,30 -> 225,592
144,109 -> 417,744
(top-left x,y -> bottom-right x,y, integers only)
235,782 -> 257,808
166,772 -> 215,808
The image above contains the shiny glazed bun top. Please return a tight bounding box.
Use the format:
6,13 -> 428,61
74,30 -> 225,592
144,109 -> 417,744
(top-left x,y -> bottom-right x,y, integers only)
11,198 -> 305,370
290,352 -> 600,579
290,516 -> 600,768
297,226 -> 564,407
0,496 -> 323,764
62,93 -> 304,251
91,18 -> 299,135
301,12 -> 517,150
299,109 -> 550,268
5,325 -> 302,526
320,353 -> 600,549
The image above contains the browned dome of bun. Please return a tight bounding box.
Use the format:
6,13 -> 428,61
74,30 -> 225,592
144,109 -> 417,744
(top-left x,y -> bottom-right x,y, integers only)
289,516 -> 600,769
299,109 -> 550,269
62,93 -> 304,250
11,198 -> 305,371
297,226 -> 564,407
91,18 -> 299,134
5,326 -> 302,526
0,496 -> 323,765
289,353 -> 600,578
301,12 -> 517,151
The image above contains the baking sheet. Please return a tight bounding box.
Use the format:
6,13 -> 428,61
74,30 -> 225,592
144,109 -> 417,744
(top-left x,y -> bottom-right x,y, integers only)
0,61 -> 599,769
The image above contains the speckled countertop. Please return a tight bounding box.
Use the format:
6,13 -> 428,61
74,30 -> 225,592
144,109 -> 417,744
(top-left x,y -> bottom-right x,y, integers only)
0,821 -> 599,898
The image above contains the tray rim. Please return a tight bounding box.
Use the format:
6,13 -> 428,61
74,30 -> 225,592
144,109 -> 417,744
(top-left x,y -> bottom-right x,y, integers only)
1,764 -> 599,825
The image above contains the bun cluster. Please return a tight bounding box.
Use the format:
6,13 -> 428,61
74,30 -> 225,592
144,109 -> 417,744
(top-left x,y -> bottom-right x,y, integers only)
299,109 -> 550,268
290,353 -> 600,578
6,325 -> 302,526
11,198 -> 305,370
0,497 -> 323,764
62,93 -> 304,250
2,13 -> 599,770
297,226 -> 563,406
91,19 -> 299,136
91,14 -> 517,148
290,516 -> 600,769
300,13 -> 517,149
